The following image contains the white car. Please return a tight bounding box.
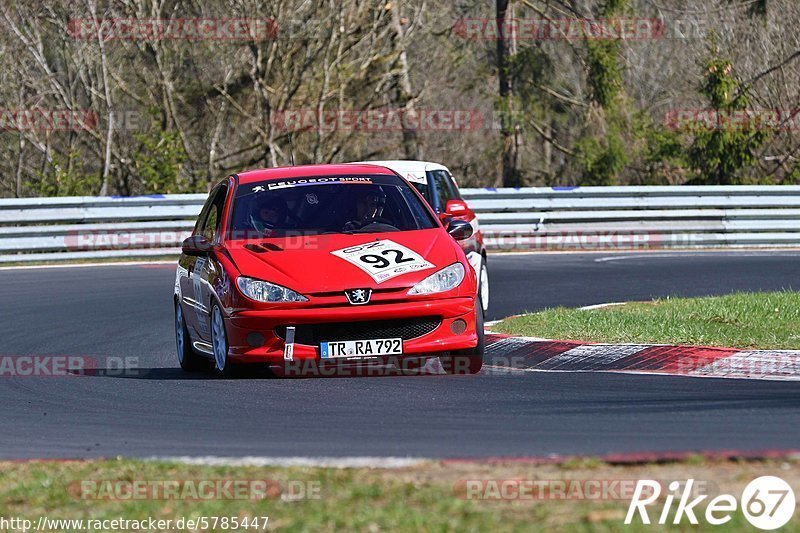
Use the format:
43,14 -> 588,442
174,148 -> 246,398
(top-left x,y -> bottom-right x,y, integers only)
352,160 -> 489,315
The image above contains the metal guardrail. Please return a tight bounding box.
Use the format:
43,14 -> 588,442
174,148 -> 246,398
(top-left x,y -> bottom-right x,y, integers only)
2,186 -> 800,263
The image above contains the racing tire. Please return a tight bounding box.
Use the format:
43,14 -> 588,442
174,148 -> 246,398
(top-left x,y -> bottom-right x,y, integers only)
211,303 -> 238,378
175,302 -> 206,372
479,256 -> 490,315
441,296 -> 485,375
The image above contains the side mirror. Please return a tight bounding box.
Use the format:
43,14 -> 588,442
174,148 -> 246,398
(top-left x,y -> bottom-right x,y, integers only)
447,219 -> 473,241
444,199 -> 472,217
182,235 -> 212,256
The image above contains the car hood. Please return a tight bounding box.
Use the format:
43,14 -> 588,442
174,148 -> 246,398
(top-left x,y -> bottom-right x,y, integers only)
226,229 -> 459,292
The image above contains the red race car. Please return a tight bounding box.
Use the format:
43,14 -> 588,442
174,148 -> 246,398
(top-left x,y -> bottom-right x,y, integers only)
174,164 -> 484,377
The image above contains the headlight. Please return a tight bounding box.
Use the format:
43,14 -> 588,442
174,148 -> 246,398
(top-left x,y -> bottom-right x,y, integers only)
408,263 -> 465,295
237,276 -> 308,303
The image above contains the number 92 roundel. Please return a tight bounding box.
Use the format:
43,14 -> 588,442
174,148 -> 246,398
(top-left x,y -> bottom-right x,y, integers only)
330,239 -> 435,283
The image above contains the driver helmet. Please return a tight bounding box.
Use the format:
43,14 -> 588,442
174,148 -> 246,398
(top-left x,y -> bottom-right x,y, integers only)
357,186 -> 387,220
249,196 -> 288,233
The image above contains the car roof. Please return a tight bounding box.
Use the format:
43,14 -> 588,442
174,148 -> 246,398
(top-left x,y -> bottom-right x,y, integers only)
236,163 -> 397,185
350,160 -> 450,185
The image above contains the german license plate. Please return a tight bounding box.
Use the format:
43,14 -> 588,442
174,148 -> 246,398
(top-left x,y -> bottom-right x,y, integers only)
320,338 -> 403,359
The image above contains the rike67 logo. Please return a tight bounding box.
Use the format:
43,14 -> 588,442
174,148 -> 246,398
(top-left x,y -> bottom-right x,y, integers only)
626,476 -> 796,530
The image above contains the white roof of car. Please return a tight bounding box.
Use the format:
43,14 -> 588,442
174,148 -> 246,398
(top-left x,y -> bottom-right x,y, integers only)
350,160 -> 449,185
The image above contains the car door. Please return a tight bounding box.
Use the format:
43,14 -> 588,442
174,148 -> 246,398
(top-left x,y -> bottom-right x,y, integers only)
192,183 -> 228,342
178,191 -> 214,341
178,184 -> 227,342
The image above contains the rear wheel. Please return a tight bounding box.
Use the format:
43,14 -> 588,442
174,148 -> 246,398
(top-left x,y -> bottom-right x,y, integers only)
175,303 -> 205,371
441,296 -> 485,375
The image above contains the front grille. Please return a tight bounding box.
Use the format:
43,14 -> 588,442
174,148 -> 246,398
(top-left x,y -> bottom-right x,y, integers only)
276,317 -> 440,345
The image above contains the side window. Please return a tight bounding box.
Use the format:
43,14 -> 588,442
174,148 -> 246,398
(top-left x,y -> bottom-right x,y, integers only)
411,182 -> 429,203
193,194 -> 216,236
203,204 -> 219,241
196,184 -> 227,242
431,170 -> 456,212
446,171 -> 463,199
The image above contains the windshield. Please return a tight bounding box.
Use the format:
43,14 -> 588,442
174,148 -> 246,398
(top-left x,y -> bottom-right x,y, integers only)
230,174 -> 437,238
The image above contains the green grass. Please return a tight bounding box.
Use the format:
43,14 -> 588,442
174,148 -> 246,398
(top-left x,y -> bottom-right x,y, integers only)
495,291 -> 800,350
0,461 -> 528,532
1,459 -> 796,532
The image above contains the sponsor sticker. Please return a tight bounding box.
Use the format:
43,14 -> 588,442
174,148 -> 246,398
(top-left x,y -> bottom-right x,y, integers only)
404,171 -> 427,184
266,176 -> 373,190
330,239 -> 434,283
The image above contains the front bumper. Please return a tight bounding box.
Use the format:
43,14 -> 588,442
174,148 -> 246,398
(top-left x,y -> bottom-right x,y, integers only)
226,297 -> 477,363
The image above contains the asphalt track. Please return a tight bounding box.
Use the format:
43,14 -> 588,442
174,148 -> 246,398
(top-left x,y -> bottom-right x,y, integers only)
0,251 -> 798,459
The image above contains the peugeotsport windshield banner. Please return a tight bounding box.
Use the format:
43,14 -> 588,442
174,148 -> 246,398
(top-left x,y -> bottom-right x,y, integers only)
230,174 -> 437,236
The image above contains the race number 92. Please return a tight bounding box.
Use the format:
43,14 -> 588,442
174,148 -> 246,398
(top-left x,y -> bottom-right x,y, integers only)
330,240 -> 434,283
359,249 -> 416,269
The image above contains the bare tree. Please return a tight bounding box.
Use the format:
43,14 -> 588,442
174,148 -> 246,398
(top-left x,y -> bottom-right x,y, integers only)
496,0 -> 521,186
388,0 -> 422,160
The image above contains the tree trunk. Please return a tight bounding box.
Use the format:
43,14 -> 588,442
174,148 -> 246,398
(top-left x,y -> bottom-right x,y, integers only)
543,122 -> 552,173
87,0 -> 114,195
389,1 -> 421,160
496,0 -> 521,187
15,134 -> 24,198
